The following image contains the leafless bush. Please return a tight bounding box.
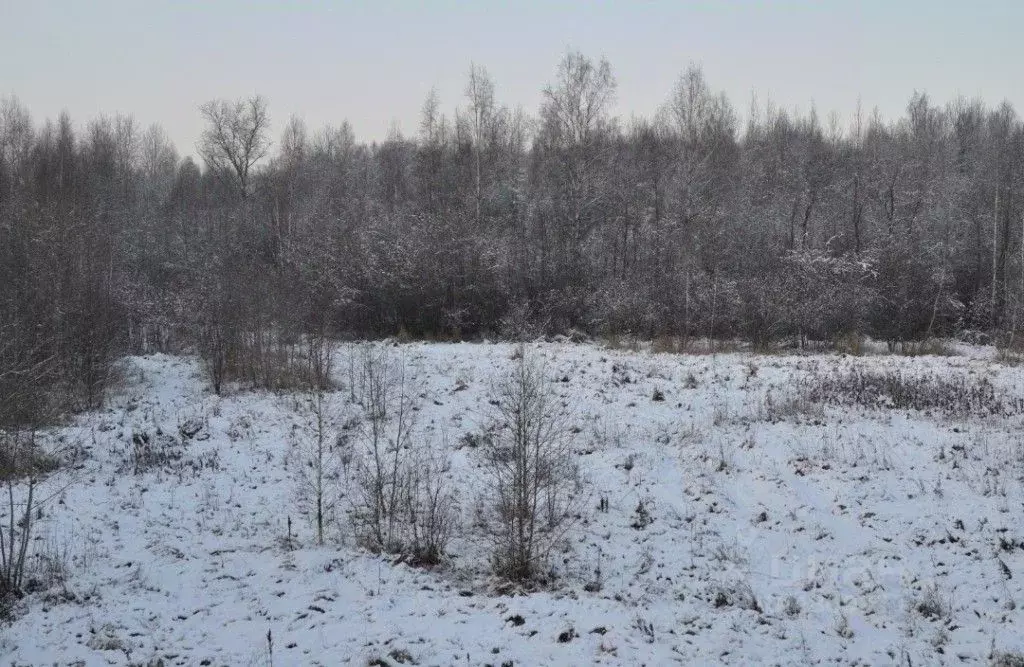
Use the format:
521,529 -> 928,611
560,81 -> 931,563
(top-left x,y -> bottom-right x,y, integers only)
350,346 -> 413,552
350,346 -> 456,565
481,346 -> 581,582
402,443 -> 457,565
761,390 -> 824,422
22,532 -> 70,594
709,579 -> 761,612
911,582 -> 950,621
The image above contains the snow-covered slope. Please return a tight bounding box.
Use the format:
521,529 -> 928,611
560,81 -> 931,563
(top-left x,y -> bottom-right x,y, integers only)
4,343 -> 1024,665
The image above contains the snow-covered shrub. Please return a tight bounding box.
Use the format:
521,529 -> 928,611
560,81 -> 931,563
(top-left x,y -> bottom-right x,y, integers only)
782,595 -> 801,617
350,346 -> 412,552
761,389 -> 822,423
177,415 -> 206,441
835,612 -> 854,639
402,444 -> 457,565
709,580 -> 761,612
912,582 -> 950,621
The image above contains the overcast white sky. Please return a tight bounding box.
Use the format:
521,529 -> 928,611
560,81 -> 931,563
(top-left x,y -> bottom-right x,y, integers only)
2,0 -> 1021,156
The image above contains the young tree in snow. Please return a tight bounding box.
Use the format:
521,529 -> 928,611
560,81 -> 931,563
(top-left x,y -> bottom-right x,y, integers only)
482,347 -> 580,581
350,346 -> 456,564
292,334 -> 341,546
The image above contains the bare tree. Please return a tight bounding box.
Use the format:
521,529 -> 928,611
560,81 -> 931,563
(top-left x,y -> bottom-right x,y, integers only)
664,63 -> 737,232
0,96 -> 33,205
292,334 -> 341,545
466,63 -> 495,224
139,123 -> 179,201
0,432 -> 47,599
0,324 -> 57,600
350,346 -> 455,564
351,346 -> 415,552
197,95 -> 271,199
482,347 -> 580,581
542,52 -> 616,147
113,113 -> 139,200
538,51 -> 618,284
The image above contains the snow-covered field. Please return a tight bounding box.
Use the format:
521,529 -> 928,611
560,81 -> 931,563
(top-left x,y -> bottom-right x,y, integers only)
4,342 -> 1024,666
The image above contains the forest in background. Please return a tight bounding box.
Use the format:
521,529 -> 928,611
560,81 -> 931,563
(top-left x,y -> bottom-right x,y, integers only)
3,52 -> 1024,422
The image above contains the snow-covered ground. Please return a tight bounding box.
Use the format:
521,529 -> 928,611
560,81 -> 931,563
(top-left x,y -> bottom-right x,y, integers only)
4,342 -> 1024,666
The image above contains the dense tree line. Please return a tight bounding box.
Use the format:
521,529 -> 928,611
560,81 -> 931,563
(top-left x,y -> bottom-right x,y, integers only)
3,52 -> 1024,410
